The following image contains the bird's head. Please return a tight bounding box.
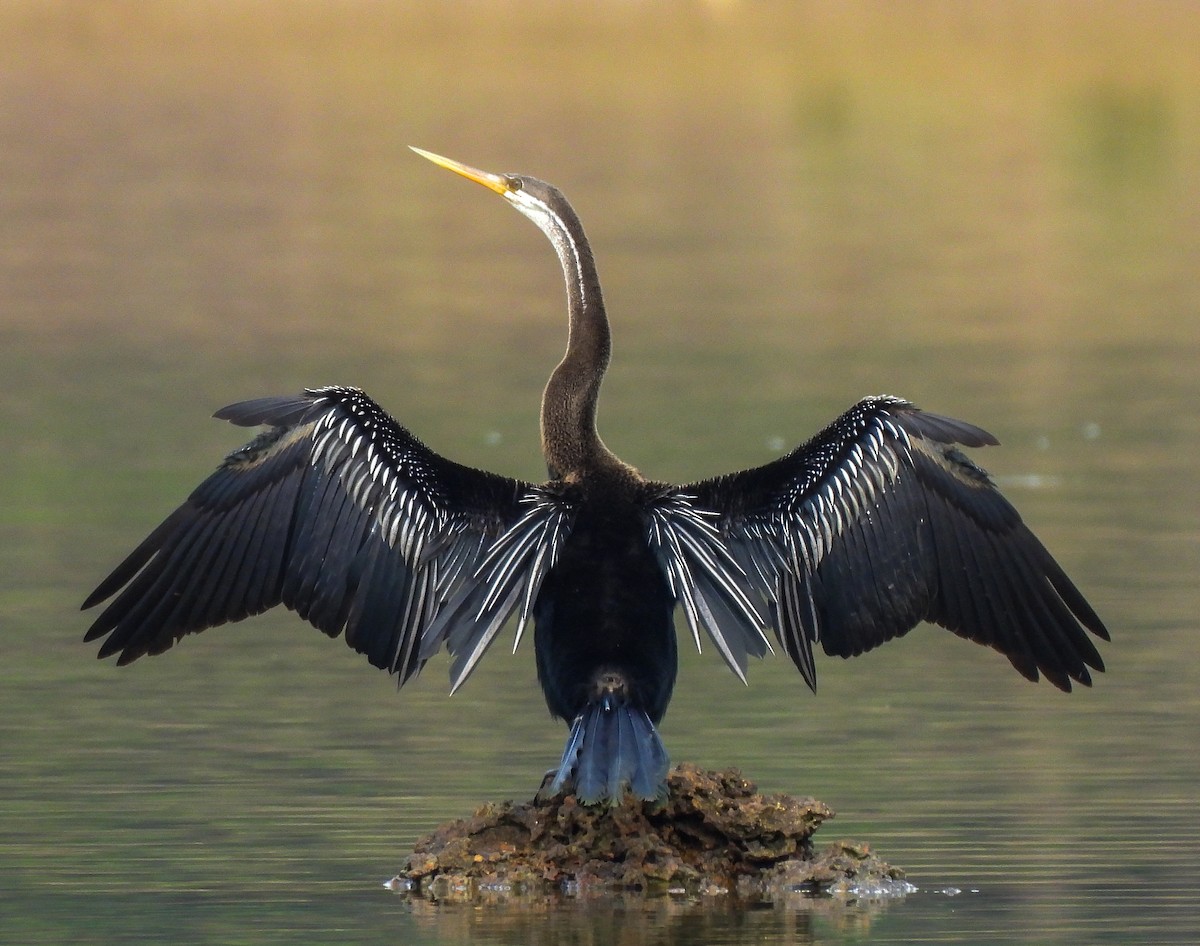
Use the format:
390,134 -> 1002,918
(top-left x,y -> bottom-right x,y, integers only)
410,147 -> 574,250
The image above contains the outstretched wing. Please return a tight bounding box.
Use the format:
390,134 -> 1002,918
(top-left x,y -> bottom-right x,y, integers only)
681,395 -> 1109,692
83,386 -> 572,687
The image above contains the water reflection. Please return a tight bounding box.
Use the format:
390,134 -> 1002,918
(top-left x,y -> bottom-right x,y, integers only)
399,890 -> 894,946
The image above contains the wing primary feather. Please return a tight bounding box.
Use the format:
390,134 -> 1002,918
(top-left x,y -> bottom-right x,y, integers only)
81,509 -> 189,614
99,508 -> 227,660
211,482 -> 273,623
230,474 -> 294,619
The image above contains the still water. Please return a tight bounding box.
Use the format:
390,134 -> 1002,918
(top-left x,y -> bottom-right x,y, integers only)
3,3 -> 1198,944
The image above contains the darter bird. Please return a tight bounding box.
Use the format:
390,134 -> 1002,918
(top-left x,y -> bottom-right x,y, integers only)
83,148 -> 1109,804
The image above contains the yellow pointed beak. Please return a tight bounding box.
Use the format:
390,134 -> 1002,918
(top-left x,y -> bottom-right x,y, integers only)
410,147 -> 511,196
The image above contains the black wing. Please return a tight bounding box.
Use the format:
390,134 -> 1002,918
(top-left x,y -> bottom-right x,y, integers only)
683,395 -> 1109,692
83,386 -> 573,688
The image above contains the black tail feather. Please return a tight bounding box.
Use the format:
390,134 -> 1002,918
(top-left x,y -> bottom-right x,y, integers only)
545,694 -> 669,805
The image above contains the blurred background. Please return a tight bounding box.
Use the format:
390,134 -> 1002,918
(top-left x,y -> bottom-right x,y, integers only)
2,2 -> 1197,944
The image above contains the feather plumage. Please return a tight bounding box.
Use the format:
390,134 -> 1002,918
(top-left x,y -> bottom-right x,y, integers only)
688,396 -> 1109,692
83,386 -> 563,684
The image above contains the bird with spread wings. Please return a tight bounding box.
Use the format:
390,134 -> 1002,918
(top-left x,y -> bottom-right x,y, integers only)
85,150 -> 1108,805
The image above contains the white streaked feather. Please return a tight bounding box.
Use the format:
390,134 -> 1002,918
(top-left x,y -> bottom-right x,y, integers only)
447,584 -> 522,695
646,495 -> 774,674
429,491 -> 572,691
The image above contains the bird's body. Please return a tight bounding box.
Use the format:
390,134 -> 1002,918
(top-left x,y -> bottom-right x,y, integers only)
84,149 -> 1109,804
532,473 -> 679,799
533,473 -> 678,726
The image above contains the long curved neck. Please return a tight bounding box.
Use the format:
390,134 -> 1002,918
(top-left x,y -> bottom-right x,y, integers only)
538,201 -> 621,480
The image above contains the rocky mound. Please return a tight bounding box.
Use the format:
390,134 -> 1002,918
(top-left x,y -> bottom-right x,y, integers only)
394,764 -> 903,900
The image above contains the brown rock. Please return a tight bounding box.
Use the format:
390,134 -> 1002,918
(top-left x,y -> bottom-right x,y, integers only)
396,764 -> 904,900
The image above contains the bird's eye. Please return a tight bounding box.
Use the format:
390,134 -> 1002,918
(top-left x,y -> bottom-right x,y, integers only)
505,175 -> 523,191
